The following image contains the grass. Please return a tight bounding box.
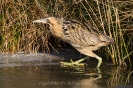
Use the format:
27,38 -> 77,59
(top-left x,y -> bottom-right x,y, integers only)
0,0 -> 133,66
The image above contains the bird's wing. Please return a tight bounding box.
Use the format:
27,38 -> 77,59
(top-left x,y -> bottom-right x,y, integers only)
62,20 -> 110,47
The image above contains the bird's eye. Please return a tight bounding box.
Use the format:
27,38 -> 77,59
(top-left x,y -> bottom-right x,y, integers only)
47,19 -> 53,25
46,19 -> 50,23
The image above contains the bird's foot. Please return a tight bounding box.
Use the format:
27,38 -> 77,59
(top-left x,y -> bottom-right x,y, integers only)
60,59 -> 86,70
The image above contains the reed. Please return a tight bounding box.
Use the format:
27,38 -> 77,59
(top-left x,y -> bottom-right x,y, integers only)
0,0 -> 132,66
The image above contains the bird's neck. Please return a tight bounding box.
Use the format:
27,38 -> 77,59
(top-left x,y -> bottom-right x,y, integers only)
50,25 -> 63,37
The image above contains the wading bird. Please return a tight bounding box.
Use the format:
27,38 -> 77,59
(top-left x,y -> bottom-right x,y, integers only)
33,16 -> 113,70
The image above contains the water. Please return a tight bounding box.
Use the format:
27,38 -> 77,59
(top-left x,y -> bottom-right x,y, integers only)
0,50 -> 133,88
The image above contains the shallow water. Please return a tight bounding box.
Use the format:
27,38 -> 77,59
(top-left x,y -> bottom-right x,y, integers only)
0,51 -> 133,88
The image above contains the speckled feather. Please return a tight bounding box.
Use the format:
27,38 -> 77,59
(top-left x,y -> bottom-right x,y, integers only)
47,17 -> 113,51
33,16 -> 114,68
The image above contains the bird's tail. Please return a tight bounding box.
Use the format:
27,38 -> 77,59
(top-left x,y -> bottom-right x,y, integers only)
100,34 -> 114,44
107,36 -> 114,44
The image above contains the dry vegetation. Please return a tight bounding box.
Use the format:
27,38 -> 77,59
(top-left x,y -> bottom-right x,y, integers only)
0,0 -> 133,65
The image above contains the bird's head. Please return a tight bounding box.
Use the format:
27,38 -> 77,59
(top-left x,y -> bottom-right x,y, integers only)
33,16 -> 64,29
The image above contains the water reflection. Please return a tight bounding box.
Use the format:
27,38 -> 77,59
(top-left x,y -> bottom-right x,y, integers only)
107,66 -> 133,87
0,64 -> 133,88
0,52 -> 133,88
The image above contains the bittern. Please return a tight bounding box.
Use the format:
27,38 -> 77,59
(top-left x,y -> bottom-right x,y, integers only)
33,16 -> 113,70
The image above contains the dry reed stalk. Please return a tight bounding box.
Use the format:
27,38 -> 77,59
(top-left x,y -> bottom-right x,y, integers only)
0,0 -> 132,67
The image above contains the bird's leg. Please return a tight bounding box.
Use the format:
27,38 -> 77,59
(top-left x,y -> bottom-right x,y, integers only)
95,56 -> 102,70
70,56 -> 89,64
84,51 -> 102,70
60,56 -> 89,69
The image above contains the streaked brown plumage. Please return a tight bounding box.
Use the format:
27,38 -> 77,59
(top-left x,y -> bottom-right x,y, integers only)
33,16 -> 113,70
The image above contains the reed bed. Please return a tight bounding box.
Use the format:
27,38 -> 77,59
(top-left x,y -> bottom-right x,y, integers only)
0,0 -> 133,66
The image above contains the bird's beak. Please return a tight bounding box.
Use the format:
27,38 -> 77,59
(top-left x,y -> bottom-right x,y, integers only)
33,19 -> 48,24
